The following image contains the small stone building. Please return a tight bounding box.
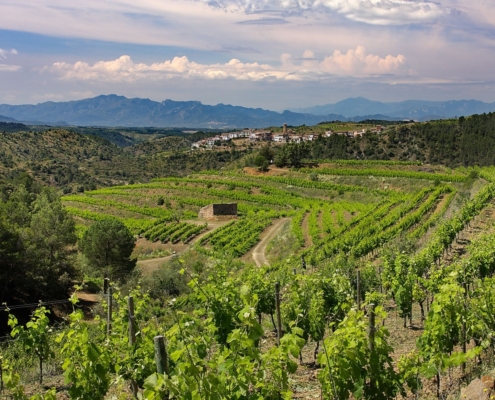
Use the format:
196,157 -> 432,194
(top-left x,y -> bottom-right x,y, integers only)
199,203 -> 238,219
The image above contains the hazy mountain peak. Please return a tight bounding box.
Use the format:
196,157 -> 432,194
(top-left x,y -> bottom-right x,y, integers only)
289,97 -> 495,119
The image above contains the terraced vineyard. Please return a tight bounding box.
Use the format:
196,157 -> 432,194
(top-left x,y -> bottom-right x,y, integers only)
62,162 -> 474,266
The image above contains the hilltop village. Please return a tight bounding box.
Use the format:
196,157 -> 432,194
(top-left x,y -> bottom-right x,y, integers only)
191,123 -> 385,149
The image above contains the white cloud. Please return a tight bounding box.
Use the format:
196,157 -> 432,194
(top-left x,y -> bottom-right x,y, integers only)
0,48 -> 18,59
48,55 -> 288,81
203,0 -> 449,24
320,46 -> 410,75
0,64 -> 21,72
46,47 -> 410,82
316,0 -> 449,25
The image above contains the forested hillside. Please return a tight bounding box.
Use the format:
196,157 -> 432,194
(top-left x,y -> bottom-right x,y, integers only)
303,113 -> 495,166
0,129 -> 245,192
1,113 -> 494,195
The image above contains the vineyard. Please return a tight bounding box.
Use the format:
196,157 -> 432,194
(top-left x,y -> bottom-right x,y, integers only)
5,162 -> 495,399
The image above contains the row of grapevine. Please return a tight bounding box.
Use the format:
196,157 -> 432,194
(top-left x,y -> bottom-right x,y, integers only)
142,222 -> 207,244
298,167 -> 467,182
62,195 -> 176,219
201,217 -> 274,257
308,208 -> 321,246
407,189 -> 457,239
291,208 -> 307,247
126,180 -> 307,209
259,175 -> 384,194
198,220 -> 237,245
64,206 -> 155,233
321,204 -> 334,234
306,196 -> 409,261
310,158 -> 423,166
412,182 -> 495,275
305,186 -> 446,262
351,186 -> 451,257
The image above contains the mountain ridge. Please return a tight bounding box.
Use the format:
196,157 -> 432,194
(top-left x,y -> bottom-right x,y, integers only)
0,95 -> 345,128
1,95 -> 495,128
289,97 -> 495,119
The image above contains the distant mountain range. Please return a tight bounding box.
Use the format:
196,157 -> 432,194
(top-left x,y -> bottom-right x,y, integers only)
0,95 -> 344,128
289,97 -> 495,120
0,95 -> 494,128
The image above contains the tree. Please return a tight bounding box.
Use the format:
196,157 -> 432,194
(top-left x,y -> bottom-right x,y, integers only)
23,189 -> 78,301
0,217 -> 22,304
274,151 -> 288,168
26,189 -> 77,269
254,155 -> 269,172
258,145 -> 274,162
0,187 -> 78,306
79,219 -> 136,281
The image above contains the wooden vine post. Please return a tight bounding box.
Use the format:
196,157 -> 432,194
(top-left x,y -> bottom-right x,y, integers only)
128,296 -> 136,344
154,336 -> 169,375
128,296 -> 138,398
275,282 -> 282,345
368,303 -> 376,390
106,286 -> 112,337
357,270 -> 361,310
462,281 -> 467,374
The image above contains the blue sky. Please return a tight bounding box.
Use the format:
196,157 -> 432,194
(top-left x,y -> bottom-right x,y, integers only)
1,0 -> 495,110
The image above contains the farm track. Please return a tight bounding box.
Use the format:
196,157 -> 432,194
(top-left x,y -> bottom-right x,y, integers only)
301,213 -> 313,248
443,199 -> 495,264
137,219 -> 231,274
252,218 -> 289,267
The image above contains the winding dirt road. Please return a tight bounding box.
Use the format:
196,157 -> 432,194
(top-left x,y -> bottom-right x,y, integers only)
252,218 -> 289,267
137,218 -> 289,273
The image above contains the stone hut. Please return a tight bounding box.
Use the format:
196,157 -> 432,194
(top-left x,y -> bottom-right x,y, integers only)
199,203 -> 238,220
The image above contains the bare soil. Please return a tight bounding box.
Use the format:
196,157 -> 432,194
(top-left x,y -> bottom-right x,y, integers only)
251,218 -> 290,267
301,212 -> 313,248
243,166 -> 289,176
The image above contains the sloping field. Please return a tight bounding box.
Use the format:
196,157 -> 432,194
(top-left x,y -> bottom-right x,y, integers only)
62,162 -> 468,265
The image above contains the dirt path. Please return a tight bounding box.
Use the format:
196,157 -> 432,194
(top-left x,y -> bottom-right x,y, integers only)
252,218 -> 289,267
443,199 -> 495,264
137,219 -> 231,274
301,212 -> 313,248
137,254 -> 176,274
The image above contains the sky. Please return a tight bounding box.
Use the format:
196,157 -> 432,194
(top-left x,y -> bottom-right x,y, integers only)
1,0 -> 495,110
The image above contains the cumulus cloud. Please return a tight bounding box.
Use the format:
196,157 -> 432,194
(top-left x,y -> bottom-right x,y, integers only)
0,48 -> 18,59
46,47 -> 411,82
321,46 -> 410,75
48,55 -> 288,81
